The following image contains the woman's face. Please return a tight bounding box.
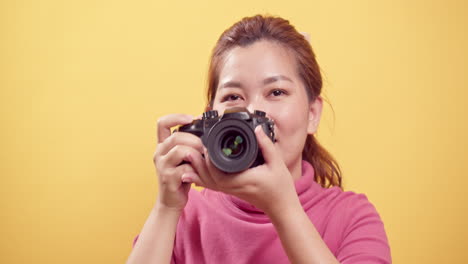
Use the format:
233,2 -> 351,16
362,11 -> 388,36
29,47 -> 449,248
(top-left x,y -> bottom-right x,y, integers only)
211,40 -> 322,173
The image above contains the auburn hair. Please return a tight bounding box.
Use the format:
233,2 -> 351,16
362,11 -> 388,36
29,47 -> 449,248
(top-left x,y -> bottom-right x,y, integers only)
206,14 -> 342,188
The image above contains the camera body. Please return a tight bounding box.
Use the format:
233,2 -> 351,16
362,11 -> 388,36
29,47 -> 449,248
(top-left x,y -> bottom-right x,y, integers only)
177,107 -> 275,173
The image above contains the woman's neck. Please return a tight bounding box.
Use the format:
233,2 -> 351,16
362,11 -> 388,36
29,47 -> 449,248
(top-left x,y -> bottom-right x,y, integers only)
288,157 -> 303,181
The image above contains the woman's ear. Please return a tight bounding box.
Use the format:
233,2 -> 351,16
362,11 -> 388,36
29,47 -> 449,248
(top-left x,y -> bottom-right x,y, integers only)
307,96 -> 323,134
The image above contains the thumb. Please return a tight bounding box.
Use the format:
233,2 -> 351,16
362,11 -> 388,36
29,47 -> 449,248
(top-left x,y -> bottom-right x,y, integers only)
254,125 -> 277,164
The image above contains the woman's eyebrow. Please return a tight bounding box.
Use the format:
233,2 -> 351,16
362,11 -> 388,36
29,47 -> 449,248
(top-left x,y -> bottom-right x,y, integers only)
263,75 -> 293,85
219,75 -> 293,89
219,81 -> 242,89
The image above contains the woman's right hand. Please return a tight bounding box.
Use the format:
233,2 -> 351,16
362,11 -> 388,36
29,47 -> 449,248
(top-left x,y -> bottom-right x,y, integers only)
153,114 -> 204,212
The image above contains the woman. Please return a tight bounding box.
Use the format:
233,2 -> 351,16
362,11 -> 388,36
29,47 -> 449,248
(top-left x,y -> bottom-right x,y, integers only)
127,14 -> 391,264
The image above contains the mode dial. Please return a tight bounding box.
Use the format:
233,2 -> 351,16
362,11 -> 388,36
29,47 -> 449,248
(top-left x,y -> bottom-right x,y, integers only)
254,110 -> 266,117
202,110 -> 219,120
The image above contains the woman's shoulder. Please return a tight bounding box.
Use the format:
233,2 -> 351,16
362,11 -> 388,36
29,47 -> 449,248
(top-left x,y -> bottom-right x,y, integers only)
318,184 -> 380,215
301,181 -> 383,228
310,185 -> 391,261
301,161 -> 379,215
330,185 -> 374,204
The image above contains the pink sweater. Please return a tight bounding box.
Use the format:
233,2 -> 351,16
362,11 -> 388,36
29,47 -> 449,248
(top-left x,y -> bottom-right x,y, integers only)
133,161 -> 391,263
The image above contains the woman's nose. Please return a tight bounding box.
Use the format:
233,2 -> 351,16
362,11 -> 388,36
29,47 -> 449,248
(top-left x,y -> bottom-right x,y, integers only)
246,96 -> 265,114
246,104 -> 266,115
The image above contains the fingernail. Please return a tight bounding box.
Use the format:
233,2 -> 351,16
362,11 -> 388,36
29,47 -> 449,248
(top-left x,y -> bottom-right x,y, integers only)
186,153 -> 193,162
181,173 -> 192,183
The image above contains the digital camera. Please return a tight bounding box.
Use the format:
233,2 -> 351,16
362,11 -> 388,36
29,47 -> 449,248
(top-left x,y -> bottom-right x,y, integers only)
177,107 -> 275,173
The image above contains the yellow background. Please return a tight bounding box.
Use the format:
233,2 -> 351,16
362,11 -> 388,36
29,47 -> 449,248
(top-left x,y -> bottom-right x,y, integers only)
1,0 -> 467,263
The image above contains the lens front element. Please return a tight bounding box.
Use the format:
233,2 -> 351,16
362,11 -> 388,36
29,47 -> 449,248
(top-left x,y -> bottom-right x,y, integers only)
222,134 -> 244,157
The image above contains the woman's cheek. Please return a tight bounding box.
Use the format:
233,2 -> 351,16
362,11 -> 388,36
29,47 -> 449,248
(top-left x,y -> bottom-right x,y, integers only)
212,103 -> 226,114
274,113 -> 308,152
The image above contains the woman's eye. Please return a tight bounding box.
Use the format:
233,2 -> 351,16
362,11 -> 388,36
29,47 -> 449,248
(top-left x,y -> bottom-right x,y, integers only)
222,94 -> 242,102
271,89 -> 286,97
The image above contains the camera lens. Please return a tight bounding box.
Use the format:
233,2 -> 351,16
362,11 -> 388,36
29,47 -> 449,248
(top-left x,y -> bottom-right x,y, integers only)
206,119 -> 258,173
221,133 -> 244,158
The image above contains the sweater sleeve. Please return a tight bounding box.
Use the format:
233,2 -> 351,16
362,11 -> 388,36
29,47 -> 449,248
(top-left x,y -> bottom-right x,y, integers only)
335,194 -> 392,264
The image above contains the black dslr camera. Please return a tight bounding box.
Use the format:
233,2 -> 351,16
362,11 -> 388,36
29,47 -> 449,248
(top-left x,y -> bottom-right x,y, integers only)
177,107 -> 275,173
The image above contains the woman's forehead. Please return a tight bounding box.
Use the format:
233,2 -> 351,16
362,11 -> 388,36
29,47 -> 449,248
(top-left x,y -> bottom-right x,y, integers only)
218,41 -> 298,84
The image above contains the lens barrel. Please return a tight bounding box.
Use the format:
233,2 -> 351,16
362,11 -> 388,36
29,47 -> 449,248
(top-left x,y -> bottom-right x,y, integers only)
206,119 -> 258,173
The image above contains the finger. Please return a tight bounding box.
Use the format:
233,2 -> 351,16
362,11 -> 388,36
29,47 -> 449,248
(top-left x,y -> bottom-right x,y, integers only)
163,145 -> 201,168
254,125 -> 277,164
165,163 -> 195,192
157,114 -> 193,143
157,132 -> 204,156
181,171 -> 203,186
185,151 -> 215,188
202,148 -> 219,181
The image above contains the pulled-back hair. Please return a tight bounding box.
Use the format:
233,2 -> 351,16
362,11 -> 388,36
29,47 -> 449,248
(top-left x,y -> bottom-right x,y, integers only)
206,14 -> 342,188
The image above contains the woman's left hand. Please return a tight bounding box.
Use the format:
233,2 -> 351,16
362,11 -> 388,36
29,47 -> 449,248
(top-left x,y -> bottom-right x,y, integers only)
183,125 -> 299,216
